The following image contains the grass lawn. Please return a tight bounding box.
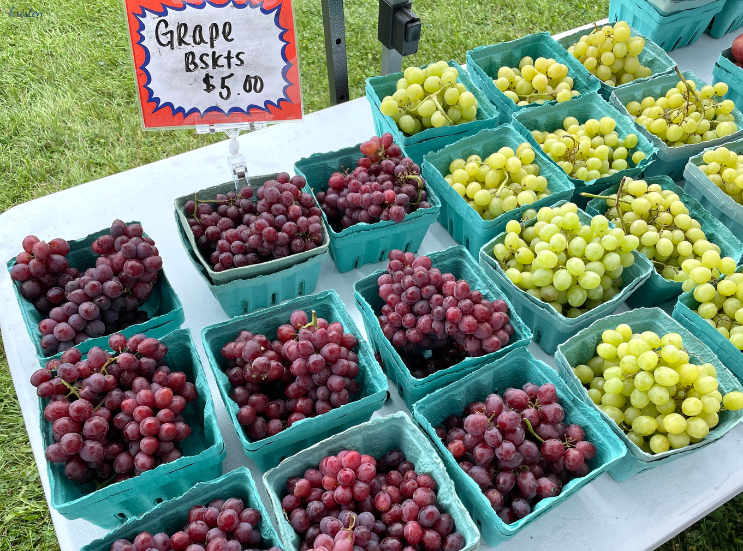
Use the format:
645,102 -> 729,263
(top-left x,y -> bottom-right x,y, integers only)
1,0 -> 742,549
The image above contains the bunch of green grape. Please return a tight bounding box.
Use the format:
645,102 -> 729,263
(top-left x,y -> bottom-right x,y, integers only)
494,56 -> 580,105
531,116 -> 646,181
698,146 -> 743,206
492,203 -> 640,317
379,61 -> 478,135
624,77 -> 737,146
572,323 -> 743,454
565,21 -> 652,86
444,142 -> 551,220
587,177 -> 724,282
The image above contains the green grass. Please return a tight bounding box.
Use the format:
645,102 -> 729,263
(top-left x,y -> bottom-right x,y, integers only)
3,0 -> 743,549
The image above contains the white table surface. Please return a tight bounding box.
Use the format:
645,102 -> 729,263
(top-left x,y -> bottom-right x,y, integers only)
1,24 -> 740,551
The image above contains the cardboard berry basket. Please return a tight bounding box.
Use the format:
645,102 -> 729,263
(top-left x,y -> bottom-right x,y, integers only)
479,201 -> 653,354
263,412 -> 481,551
710,1 -> 743,38
294,144 -> 442,273
412,347 -> 626,546
554,307 -> 743,481
585,175 -> 743,307
422,125 -> 574,258
365,60 -> 499,166
466,32 -> 601,125
353,245 -> 532,410
713,49 -> 743,109
79,467 -> 281,551
7,222 -> 184,363
201,289 -> 387,471
41,328 -> 225,529
512,92 -> 658,206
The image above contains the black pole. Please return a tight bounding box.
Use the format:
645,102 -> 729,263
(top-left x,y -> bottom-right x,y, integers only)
321,0 -> 349,105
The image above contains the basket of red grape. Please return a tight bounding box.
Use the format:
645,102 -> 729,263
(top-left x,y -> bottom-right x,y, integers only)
412,348 -> 625,545
294,134 -> 441,273
263,412 -> 480,551
201,290 -> 387,470
175,173 -> 330,316
353,247 -> 531,409
31,328 -> 225,528
7,221 -> 184,360
80,467 -> 282,551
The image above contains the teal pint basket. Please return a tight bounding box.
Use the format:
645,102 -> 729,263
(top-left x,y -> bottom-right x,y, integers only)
610,70 -> 743,181
365,60 -> 499,166
683,137 -> 743,242
648,0 -> 720,15
263,413 -> 481,551
45,328 -> 225,528
412,348 -> 626,546
709,0 -> 743,38
80,468 -> 282,551
422,125 -> 574,257
585,176 -> 743,307
512,93 -> 657,206
294,143 -> 441,272
466,33 -> 601,125
201,290 -> 388,471
353,245 -> 532,410
554,307 -> 743,481
557,25 -> 676,101
609,0 -> 726,51
7,222 -> 184,362
479,202 -> 654,354
713,49 -> 743,111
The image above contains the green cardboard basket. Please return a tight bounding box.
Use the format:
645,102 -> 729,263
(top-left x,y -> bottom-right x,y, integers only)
201,289 -> 388,471
554,307 -> 743,481
262,412 -> 481,551
412,348 -> 626,546
80,467 -> 282,551
466,32 -> 601,125
44,328 -> 225,528
366,60 -> 499,166
512,93 -> 658,206
712,49 -> 743,110
709,0 -> 743,38
479,202 -> 654,354
585,175 -> 743,307
353,245 -> 532,410
422,125 -> 574,257
7,222 -> 184,362
609,70 -> 743,181
294,144 -> 442,273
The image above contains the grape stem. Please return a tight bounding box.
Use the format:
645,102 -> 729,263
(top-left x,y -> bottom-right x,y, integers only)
300,310 -> 318,330
522,418 -> 544,443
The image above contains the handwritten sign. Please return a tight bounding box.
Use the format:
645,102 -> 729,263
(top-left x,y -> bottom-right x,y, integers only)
125,0 -> 303,129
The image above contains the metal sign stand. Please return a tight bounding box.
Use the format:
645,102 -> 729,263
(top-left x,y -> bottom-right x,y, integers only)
196,122 -> 267,186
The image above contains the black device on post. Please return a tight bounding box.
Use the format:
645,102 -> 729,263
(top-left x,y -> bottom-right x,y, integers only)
378,0 -> 421,75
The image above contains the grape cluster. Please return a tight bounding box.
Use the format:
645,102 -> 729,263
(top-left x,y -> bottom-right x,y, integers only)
30,333 -> 198,485
315,134 -> 431,228
565,21 -> 652,86
399,344 -> 468,380
698,146 -> 743,206
572,323 -> 743,454
220,309 -> 361,441
444,142 -> 550,220
282,449 -> 466,551
185,172 -> 324,272
11,221 -> 162,356
532,116 -> 645,181
379,61 -> 478,135
435,383 -> 595,523
624,76 -> 736,146
376,250 -> 514,362
110,497 -> 280,551
493,203 -> 641,317
494,56 -> 580,105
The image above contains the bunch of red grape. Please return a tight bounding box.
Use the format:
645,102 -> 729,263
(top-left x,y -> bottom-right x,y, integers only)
109,497 -> 280,551
30,333 -> 198,486
314,134 -> 432,228
375,250 -> 514,375
220,309 -> 361,441
185,173 -> 324,272
10,221 -> 163,356
281,449 -> 466,551
435,383 -> 596,524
